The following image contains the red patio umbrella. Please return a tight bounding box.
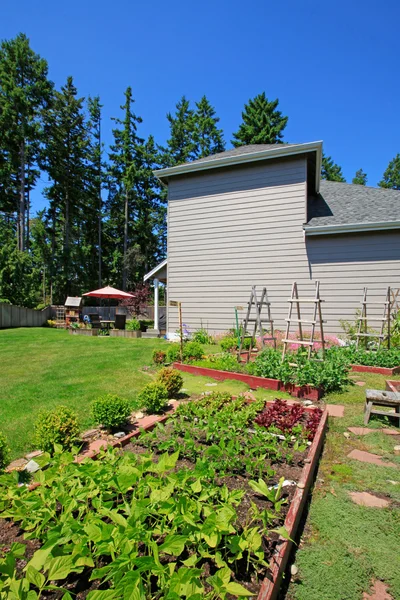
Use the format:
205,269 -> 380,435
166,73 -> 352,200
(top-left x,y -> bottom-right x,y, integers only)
83,286 -> 134,321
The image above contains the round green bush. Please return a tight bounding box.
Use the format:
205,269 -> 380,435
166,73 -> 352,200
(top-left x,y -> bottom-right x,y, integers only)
126,318 -> 140,331
153,349 -> 167,364
156,367 -> 184,398
34,406 -> 80,454
166,343 -> 181,363
183,341 -> 204,361
138,382 -> 169,414
91,394 -> 131,430
0,431 -> 10,472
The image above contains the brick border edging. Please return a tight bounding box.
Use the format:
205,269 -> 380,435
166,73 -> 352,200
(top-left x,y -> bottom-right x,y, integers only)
351,364 -> 400,375
172,362 -> 323,401
257,406 -> 328,600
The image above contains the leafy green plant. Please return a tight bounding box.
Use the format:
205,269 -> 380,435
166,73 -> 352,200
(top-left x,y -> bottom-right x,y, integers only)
182,341 -> 204,361
138,381 -> 169,413
0,431 -> 10,472
126,318 -> 140,331
34,406 -> 80,454
192,352 -> 245,373
220,336 -> 252,352
91,394 -> 131,430
166,343 -> 181,363
152,349 -> 166,364
328,345 -> 400,368
156,367 -> 183,398
192,327 -> 213,344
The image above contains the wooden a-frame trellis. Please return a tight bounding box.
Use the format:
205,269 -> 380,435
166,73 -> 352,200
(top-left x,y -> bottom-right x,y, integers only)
282,281 -> 326,361
355,287 -> 391,350
238,286 -> 276,362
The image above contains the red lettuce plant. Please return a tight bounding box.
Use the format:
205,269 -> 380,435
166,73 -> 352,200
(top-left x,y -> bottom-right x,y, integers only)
255,399 -> 322,441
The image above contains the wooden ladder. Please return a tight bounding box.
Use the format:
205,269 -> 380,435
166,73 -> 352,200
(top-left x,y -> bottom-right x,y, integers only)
282,281 -> 326,361
239,286 -> 276,362
355,287 -> 391,350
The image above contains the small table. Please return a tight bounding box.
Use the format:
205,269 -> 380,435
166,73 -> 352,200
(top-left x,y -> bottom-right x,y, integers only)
364,389 -> 400,425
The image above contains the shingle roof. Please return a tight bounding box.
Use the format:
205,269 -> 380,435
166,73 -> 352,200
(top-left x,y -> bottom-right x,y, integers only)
187,143 -> 298,165
307,180 -> 400,227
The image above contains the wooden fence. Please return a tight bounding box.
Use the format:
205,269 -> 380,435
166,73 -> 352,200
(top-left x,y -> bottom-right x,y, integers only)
0,303 -> 52,329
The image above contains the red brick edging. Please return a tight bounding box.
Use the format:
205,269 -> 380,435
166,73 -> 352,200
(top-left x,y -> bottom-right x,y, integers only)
351,364 -> 400,375
173,362 -> 323,401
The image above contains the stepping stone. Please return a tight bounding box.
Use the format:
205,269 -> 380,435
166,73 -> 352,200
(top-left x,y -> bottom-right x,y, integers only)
350,491 -> 389,508
24,460 -> 41,474
363,580 -> 393,600
25,450 -> 43,460
382,429 -> 400,436
326,404 -> 345,417
348,427 -> 376,436
347,449 -> 396,468
355,381 -> 366,386
394,445 -> 400,455
205,383 -> 217,386
6,458 -> 28,472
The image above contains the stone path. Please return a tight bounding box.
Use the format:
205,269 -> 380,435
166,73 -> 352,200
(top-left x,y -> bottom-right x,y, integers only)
348,426 -> 400,436
349,491 -> 389,508
347,449 -> 396,468
326,404 -> 345,417
363,580 -> 393,600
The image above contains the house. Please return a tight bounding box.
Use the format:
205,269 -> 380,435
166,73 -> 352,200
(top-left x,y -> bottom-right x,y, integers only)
144,141 -> 400,337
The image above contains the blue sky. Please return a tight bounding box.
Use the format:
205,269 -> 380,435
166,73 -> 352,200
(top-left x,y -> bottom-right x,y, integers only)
2,0 -> 399,213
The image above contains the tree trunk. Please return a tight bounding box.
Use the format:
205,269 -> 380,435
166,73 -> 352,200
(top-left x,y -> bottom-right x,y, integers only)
122,187 -> 128,290
98,127 -> 102,288
18,139 -> 26,252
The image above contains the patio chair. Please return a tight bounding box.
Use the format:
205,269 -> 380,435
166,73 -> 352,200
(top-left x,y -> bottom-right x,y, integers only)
88,313 -> 102,329
114,314 -> 126,330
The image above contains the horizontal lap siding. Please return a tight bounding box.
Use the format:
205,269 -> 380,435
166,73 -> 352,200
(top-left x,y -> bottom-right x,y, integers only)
167,159 -> 400,336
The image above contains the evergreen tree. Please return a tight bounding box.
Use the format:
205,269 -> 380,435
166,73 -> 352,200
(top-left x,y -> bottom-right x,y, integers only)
352,169 -> 367,185
0,33 -> 52,251
87,96 -> 104,286
107,87 -> 143,289
378,154 -> 400,190
163,96 -> 196,166
231,92 -> 288,147
193,96 -> 225,158
321,154 -> 346,182
42,76 -> 90,301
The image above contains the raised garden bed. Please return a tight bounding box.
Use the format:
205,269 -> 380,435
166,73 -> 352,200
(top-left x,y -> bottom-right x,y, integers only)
173,362 -> 323,401
386,379 -> 400,393
351,364 -> 400,376
68,328 -> 99,336
110,329 -> 142,338
0,395 -> 327,600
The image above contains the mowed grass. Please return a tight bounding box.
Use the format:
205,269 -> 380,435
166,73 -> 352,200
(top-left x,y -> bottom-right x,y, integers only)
1,328 -> 171,459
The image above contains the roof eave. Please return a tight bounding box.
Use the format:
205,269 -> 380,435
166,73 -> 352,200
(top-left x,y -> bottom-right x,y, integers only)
304,220 -> 400,236
154,141 -> 323,191
144,258 -> 167,282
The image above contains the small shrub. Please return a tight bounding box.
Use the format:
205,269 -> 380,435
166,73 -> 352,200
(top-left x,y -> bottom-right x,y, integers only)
91,394 -> 132,430
166,343 -> 181,363
182,341 -> 204,362
46,319 -> 57,328
126,318 -> 140,331
153,349 -> 167,364
138,382 -> 169,414
193,328 -> 213,344
156,367 -> 183,398
221,336 -> 252,352
0,432 -> 10,472
34,406 -> 80,454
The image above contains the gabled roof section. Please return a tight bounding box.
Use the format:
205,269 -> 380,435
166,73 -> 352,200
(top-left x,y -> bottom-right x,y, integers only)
155,141 -> 323,193
144,258 -> 167,282
305,180 -> 400,235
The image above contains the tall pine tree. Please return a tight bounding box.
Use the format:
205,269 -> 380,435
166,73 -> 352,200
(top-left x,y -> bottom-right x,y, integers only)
162,96 -> 196,166
107,87 -> 143,290
352,169 -> 367,185
378,154 -> 400,190
193,96 -> 225,158
87,96 -> 104,287
321,154 -> 346,182
0,33 -> 52,251
43,76 -> 90,301
231,92 -> 288,147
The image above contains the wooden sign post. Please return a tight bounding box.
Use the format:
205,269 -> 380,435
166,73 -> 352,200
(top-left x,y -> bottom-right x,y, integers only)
169,300 -> 183,362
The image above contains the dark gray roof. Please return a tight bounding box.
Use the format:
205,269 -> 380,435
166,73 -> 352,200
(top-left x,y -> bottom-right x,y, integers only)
187,143 -> 298,165
307,180 -> 400,227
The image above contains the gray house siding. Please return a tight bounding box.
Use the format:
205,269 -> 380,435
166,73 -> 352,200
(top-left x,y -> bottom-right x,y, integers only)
166,158 -> 400,336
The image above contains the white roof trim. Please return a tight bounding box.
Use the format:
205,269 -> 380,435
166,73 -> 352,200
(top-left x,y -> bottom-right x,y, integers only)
304,220 -> 400,236
155,141 -> 323,193
144,258 -> 167,281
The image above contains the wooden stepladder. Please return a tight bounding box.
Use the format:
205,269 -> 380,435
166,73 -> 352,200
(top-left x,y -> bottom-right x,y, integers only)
355,287 -> 391,350
282,281 -> 325,361
239,286 -> 276,362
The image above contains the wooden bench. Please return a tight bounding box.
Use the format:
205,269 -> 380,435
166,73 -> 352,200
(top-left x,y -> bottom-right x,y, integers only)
364,389 -> 400,426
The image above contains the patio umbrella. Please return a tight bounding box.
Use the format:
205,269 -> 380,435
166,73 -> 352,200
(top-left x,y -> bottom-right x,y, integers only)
83,286 -> 134,321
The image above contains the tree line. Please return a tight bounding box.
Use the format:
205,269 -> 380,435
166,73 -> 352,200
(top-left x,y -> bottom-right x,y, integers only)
0,34 -> 399,308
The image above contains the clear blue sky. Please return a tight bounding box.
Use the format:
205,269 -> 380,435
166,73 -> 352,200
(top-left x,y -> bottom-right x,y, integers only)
2,0 -> 399,213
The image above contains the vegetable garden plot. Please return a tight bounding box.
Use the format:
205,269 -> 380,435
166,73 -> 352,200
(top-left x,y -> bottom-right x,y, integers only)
0,395 -> 324,599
